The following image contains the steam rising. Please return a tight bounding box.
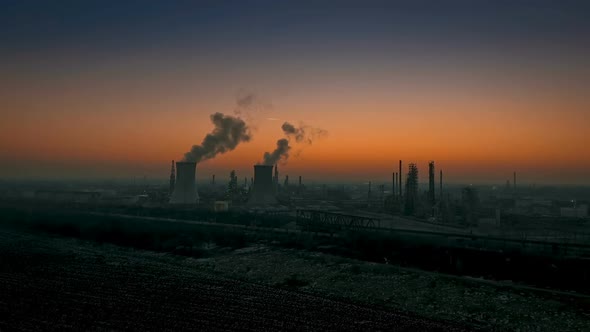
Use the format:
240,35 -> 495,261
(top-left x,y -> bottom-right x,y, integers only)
234,91 -> 272,120
261,122 -> 328,165
263,138 -> 290,165
282,122 -> 328,144
183,112 -> 251,163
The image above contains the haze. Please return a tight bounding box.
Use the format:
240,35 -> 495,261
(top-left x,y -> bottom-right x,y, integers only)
2,1 -> 589,184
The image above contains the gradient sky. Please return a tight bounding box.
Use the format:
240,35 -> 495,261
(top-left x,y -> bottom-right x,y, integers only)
1,1 -> 590,184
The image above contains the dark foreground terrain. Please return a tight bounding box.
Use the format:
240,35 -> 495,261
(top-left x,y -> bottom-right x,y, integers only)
0,228 -> 469,331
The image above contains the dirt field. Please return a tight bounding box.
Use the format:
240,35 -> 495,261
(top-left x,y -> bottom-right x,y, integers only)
200,246 -> 590,331
0,228 -> 469,331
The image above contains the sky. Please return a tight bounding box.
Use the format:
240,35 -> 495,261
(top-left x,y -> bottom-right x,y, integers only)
1,0 -> 589,184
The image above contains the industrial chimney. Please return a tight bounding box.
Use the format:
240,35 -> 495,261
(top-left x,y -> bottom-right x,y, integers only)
399,160 -> 403,197
248,164 -> 277,205
428,161 -> 435,204
169,161 -> 200,205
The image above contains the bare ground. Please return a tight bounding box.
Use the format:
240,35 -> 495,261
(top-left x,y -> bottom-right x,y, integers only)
193,245 -> 590,331
0,228 -> 470,331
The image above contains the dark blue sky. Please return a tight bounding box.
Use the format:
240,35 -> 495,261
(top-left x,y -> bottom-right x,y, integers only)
2,1 -> 589,57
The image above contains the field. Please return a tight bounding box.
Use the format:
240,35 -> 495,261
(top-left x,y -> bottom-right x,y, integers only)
0,227 -> 469,331
1,207 -> 589,331
200,246 -> 590,331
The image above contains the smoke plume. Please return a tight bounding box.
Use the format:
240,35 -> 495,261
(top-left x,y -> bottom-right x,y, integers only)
260,122 -> 327,165
281,122 -> 328,145
183,112 -> 251,163
234,91 -> 272,121
263,138 -> 290,165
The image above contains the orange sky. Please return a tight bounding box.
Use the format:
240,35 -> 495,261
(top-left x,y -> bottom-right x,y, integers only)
2,63 -> 589,184
2,1 -> 590,184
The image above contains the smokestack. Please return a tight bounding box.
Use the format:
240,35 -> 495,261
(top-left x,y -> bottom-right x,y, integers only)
299,176 -> 302,187
249,165 -> 277,205
399,160 -> 403,197
169,162 -> 199,205
169,160 -> 175,195
439,170 -> 443,202
513,172 -> 517,191
428,161 -> 435,204
212,174 -> 215,185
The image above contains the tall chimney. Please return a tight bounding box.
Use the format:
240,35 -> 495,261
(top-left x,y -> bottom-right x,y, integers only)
169,160 -> 175,195
212,174 -> 215,185
399,160 -> 403,197
428,161 -> 435,204
439,170 -> 443,202
395,172 -> 398,197
513,172 -> 517,191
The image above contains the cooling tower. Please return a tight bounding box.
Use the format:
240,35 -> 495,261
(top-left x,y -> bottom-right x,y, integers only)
248,164 -> 277,205
169,161 -> 200,205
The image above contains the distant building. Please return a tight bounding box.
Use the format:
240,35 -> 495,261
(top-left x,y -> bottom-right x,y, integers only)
35,190 -> 101,203
214,201 -> 230,212
560,204 -> 588,218
461,186 -> 479,225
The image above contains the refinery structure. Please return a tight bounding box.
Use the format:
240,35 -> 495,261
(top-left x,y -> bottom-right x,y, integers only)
6,149 -> 590,301
156,156 -> 588,230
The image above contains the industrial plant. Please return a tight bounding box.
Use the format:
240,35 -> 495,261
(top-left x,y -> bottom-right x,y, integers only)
2,102 -> 589,332
4,1 -> 590,331
168,161 -> 200,205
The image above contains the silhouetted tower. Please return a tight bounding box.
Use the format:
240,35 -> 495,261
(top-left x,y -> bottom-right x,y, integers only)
169,160 -> 175,195
404,163 -> 418,215
274,164 -> 279,184
228,170 -> 238,199
513,172 -> 517,192
212,174 -> 216,185
462,186 -> 479,226
284,175 -> 289,187
428,161 -> 435,204
399,160 -> 403,197
439,170 -> 443,202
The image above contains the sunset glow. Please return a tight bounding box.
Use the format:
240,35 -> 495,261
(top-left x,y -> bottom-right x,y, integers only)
2,1 -> 589,184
